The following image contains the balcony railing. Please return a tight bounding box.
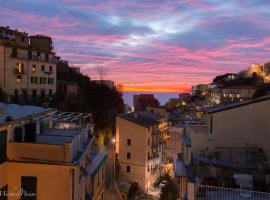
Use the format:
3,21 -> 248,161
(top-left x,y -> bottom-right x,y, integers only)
14,68 -> 25,74
195,185 -> 270,200
10,53 -> 57,63
151,141 -> 160,148
161,134 -> 170,141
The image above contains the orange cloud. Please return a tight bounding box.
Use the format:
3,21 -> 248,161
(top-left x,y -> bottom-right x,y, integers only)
117,85 -> 190,92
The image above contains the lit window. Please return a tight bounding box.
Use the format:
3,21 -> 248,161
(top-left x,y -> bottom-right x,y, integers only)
16,63 -> 24,73
32,65 -> 37,72
16,76 -> 22,83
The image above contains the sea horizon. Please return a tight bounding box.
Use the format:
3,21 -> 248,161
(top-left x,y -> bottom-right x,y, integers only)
121,91 -> 186,107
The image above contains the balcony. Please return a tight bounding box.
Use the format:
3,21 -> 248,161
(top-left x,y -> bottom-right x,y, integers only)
148,155 -> 160,165
44,70 -> 53,75
14,68 -> 24,74
151,140 -> 160,148
161,134 -> 170,141
10,52 -> 57,63
159,123 -> 168,131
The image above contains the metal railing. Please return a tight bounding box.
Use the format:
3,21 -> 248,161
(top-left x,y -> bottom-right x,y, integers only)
10,52 -> 57,63
195,185 -> 270,200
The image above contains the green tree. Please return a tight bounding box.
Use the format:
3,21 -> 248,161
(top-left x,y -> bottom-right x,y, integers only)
51,78 -> 125,137
160,179 -> 179,200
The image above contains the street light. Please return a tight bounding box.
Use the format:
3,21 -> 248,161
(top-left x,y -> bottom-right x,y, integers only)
111,137 -> 116,182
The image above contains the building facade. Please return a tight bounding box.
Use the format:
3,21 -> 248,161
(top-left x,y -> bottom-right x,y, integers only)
0,26 -> 57,102
185,95 -> 270,168
221,86 -> 257,102
116,111 -> 169,193
0,103 -> 107,200
133,94 -> 160,111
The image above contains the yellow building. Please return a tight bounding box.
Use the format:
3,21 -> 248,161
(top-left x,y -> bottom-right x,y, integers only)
185,95 -> 270,168
166,125 -> 184,161
0,26 -> 57,101
116,111 -> 169,193
0,103 -> 107,200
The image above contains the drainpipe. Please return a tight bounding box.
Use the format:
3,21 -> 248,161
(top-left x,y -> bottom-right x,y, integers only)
71,169 -> 75,200
3,46 -> 6,88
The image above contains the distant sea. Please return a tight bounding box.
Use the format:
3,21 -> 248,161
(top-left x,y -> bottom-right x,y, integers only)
121,91 -> 182,107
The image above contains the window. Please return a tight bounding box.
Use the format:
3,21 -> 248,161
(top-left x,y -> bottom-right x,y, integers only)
127,152 -> 131,159
16,63 -> 24,73
12,48 -> 17,57
41,65 -> 45,71
32,90 -> 37,99
148,152 -> 150,160
49,66 -> 53,72
45,54 -> 49,61
210,116 -> 213,134
22,90 -> 27,99
16,76 -> 22,83
40,90 -> 45,99
31,77 -> 38,84
48,78 -> 54,84
0,131 -> 7,163
39,77 -> 46,84
126,166 -> 130,173
37,52 -> 41,58
14,89 -> 19,96
21,176 -> 37,200
0,185 -> 8,200
148,139 -> 150,146
28,51 -> 32,59
49,89 -> 52,96
127,139 -> 131,146
32,65 -> 36,72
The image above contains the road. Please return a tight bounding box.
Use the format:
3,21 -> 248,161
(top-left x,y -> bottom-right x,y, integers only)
104,142 -> 119,200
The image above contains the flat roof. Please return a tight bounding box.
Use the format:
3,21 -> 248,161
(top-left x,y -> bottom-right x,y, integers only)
206,95 -> 270,114
0,103 -> 52,124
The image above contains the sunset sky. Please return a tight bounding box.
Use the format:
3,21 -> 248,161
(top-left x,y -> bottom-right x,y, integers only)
1,0 -> 270,92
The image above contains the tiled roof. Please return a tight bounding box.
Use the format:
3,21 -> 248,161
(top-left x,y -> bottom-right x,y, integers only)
118,111 -> 163,127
